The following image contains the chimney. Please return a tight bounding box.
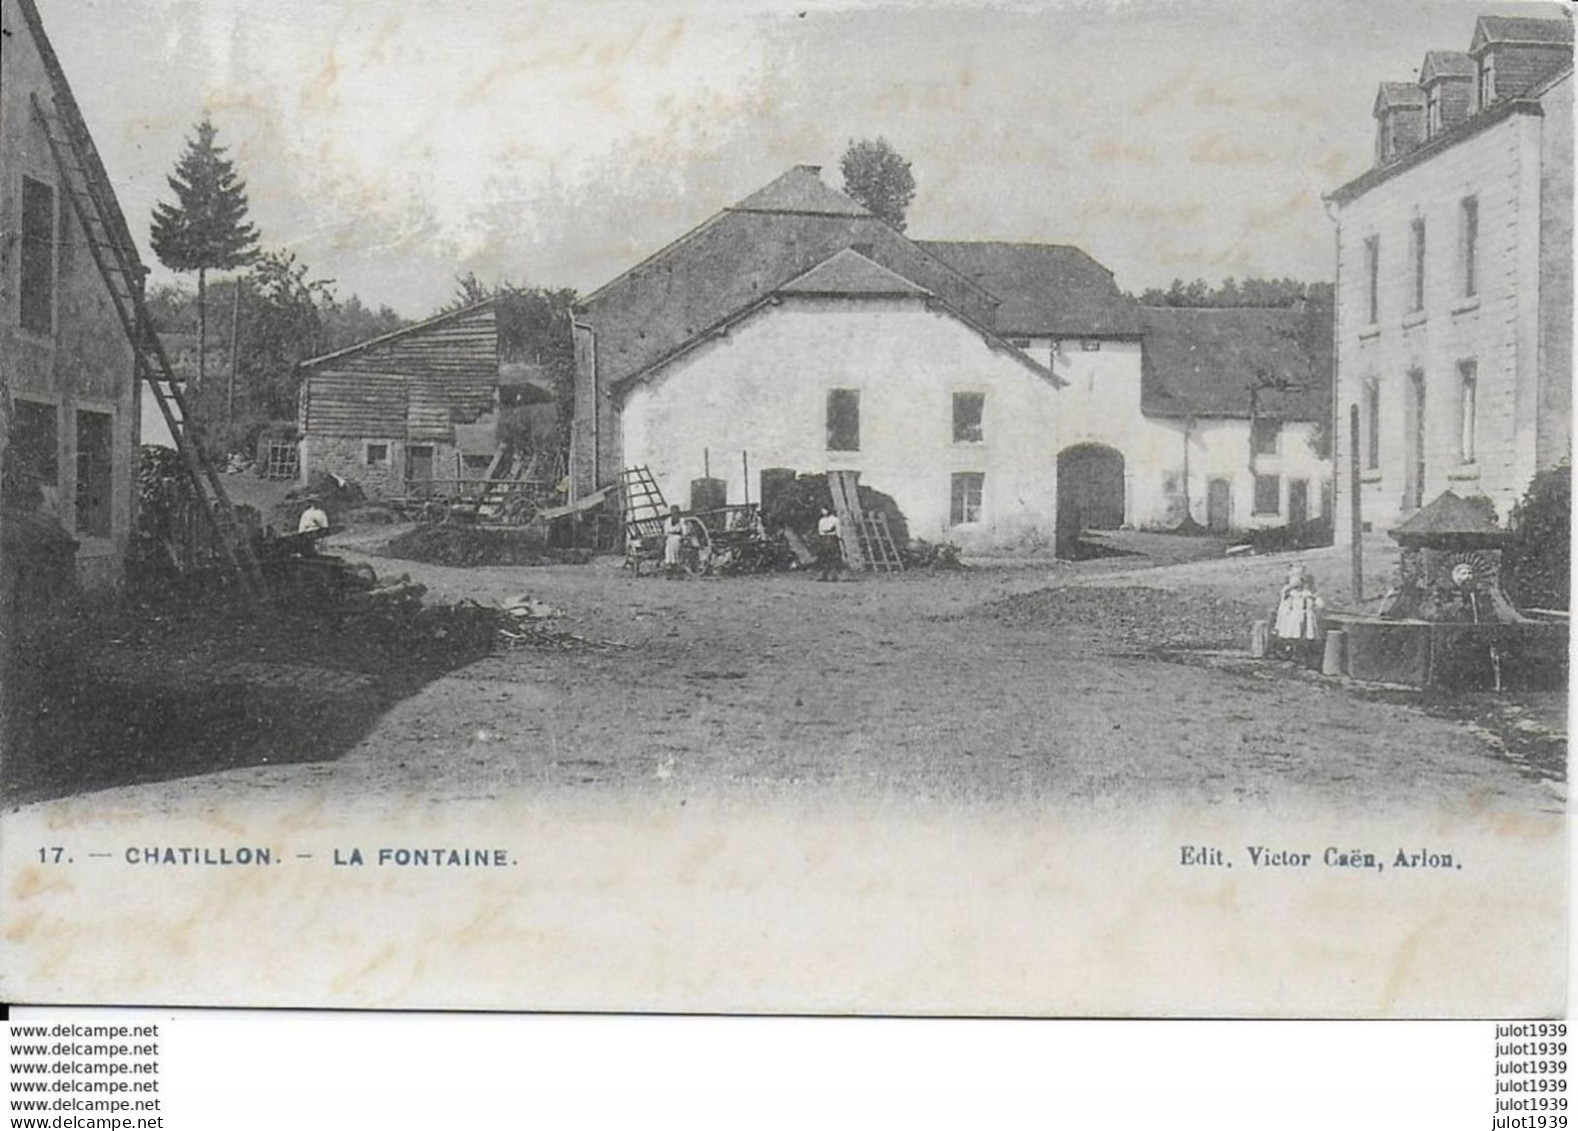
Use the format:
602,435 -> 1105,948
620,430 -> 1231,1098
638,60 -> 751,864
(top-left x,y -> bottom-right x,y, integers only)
1373,82 -> 1426,165
795,164 -> 823,177
1419,51 -> 1475,137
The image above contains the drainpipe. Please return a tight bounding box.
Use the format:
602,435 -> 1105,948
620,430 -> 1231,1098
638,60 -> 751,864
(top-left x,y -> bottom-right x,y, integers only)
571,319 -> 596,500
1321,190 -> 1356,597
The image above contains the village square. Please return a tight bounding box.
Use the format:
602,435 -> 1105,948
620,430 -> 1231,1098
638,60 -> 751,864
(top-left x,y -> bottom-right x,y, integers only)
0,0 -> 1569,821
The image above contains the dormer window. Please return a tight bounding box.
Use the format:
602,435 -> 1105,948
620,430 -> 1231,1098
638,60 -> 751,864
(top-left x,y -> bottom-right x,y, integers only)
1478,55 -> 1496,108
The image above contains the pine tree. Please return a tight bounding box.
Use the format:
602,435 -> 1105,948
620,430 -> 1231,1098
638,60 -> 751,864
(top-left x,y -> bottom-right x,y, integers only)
149,119 -> 260,394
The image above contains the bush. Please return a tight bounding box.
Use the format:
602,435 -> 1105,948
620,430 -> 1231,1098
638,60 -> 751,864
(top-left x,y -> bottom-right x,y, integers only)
1235,515 -> 1334,554
902,538 -> 965,570
1506,462 -> 1570,610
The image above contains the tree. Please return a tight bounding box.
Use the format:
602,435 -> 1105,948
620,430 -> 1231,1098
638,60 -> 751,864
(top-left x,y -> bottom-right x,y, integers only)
239,251 -> 336,424
437,276 -> 578,467
839,138 -> 915,231
149,119 -> 260,395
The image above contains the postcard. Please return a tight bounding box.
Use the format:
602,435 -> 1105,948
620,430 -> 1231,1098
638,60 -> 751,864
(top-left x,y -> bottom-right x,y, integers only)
1,0 -> 1568,1016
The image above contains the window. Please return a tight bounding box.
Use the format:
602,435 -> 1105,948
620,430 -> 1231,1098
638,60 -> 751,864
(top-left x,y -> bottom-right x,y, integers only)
826,389 -> 860,452
365,442 -> 390,469
1250,416 -> 1281,456
11,398 -> 59,490
20,177 -> 55,335
1458,361 -> 1477,464
75,410 -> 114,538
1081,340 -> 1102,352
1252,474 -> 1281,516
1409,218 -> 1426,313
1478,54 -> 1496,109
1365,381 -> 1381,471
952,392 -> 984,443
1364,236 -> 1380,325
1459,197 -> 1478,299
1427,85 -> 1443,138
1008,338 -> 1031,349
950,472 -> 983,525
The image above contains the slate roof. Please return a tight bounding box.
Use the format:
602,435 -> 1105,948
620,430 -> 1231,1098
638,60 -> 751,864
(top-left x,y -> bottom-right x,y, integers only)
1420,50 -> 1475,85
577,172 -> 1000,389
1471,15 -> 1573,51
776,248 -> 932,298
1138,306 -> 1331,421
1373,81 -> 1426,114
915,241 -> 1143,337
1391,490 -> 1508,539
578,167 -> 1147,390
731,165 -> 871,217
1328,71 -> 1567,204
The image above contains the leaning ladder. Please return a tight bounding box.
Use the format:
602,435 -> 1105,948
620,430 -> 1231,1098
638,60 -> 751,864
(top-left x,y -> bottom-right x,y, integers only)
618,466 -> 668,528
825,470 -> 869,570
859,512 -> 905,573
30,91 -> 266,598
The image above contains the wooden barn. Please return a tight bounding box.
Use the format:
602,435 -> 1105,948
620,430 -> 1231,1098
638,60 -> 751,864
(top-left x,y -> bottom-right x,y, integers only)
297,299 -> 555,500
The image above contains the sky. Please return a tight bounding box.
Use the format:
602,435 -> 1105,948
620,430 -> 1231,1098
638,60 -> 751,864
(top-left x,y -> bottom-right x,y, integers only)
33,0 -> 1570,319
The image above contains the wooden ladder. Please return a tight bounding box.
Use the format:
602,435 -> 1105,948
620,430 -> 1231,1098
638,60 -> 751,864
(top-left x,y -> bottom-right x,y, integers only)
859,512 -> 905,573
821,469 -> 869,571
475,441 -> 517,520
30,92 -> 267,599
618,466 -> 668,528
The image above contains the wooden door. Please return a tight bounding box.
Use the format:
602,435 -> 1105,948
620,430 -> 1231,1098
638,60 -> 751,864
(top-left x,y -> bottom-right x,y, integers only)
1288,479 -> 1309,526
1206,479 -> 1231,532
407,445 -> 435,497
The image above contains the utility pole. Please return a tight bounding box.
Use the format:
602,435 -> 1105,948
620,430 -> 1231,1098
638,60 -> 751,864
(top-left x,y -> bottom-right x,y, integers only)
226,277 -> 243,432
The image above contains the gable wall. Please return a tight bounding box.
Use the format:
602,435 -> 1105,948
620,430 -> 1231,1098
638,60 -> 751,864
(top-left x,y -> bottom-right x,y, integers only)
619,296 -> 1061,549
1,0 -> 139,588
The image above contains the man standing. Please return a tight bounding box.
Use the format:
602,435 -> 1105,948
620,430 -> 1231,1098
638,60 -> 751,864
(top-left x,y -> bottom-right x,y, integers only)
815,507 -> 843,582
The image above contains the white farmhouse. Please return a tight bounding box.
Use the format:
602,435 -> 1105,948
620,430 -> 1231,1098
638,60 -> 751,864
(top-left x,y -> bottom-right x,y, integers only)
574,167 -> 1073,550
1140,306 -> 1333,532
1327,13 -> 1572,541
573,164 -> 1336,551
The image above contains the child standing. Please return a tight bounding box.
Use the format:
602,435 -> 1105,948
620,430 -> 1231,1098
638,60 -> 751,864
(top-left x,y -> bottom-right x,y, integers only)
1273,563 -> 1323,664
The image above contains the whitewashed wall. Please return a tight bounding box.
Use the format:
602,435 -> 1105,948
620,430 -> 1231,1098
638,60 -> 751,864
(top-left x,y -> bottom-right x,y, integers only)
618,296 -> 1062,550
1333,100 -> 1557,541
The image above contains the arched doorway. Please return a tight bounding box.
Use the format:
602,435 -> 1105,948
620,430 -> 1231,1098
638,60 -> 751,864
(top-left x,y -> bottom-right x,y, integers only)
1058,444 -> 1126,531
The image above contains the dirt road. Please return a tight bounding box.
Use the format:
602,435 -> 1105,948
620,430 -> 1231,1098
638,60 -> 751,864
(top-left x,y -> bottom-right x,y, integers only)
60,536 -> 1559,818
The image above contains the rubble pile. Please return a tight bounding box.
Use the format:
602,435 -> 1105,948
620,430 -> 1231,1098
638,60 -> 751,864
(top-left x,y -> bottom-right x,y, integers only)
380,523 -> 592,568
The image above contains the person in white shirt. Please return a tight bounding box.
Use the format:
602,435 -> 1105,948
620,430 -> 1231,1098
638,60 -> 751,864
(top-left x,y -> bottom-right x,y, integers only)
663,505 -> 686,578
815,507 -> 843,581
297,497 -> 330,535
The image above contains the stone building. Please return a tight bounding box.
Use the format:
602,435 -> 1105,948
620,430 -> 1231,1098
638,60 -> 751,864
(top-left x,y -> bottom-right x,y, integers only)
1327,12 -> 1572,542
1,0 -> 142,590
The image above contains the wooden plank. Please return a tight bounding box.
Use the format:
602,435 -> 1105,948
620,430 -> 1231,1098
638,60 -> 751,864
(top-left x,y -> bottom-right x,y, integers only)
826,470 -> 867,570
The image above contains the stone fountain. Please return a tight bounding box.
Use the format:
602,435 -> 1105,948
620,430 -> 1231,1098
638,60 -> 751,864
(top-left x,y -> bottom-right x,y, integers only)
1325,491 -> 1567,690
